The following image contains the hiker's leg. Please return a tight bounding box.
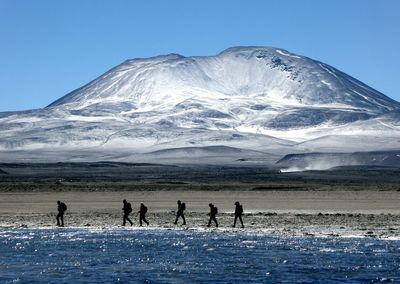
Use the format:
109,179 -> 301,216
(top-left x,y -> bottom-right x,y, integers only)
239,215 -> 244,228
213,217 -> 218,227
127,216 -> 133,225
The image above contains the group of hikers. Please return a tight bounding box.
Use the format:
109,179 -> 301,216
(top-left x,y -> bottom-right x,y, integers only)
56,199 -> 245,228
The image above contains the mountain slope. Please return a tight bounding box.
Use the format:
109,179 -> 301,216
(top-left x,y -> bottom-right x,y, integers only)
49,47 -> 399,112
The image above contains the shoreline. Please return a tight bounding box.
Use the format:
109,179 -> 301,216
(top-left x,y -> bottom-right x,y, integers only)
1,224 -> 399,238
1,213 -> 399,240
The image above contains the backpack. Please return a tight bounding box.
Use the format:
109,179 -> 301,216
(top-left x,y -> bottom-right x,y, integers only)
127,203 -> 132,213
238,205 -> 243,214
143,206 -> 148,214
213,207 -> 218,215
61,202 -> 67,212
181,203 -> 186,211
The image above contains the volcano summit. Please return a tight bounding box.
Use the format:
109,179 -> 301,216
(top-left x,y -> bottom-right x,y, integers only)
1,47 -> 400,165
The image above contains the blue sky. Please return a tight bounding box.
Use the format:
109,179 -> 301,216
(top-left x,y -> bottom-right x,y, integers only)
0,0 -> 399,111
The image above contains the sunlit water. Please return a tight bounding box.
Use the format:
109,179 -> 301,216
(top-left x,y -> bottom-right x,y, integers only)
0,228 -> 399,283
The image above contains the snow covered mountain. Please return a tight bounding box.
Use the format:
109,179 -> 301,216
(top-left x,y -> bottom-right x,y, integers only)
1,46 -> 400,165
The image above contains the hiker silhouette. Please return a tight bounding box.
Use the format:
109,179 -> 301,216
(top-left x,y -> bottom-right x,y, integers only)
138,203 -> 149,226
207,203 -> 218,227
56,200 -> 67,227
174,200 -> 186,225
233,201 -> 244,228
122,199 -> 133,226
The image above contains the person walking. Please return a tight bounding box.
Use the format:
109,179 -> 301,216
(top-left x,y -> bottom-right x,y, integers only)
56,200 -> 67,227
174,200 -> 186,225
138,203 -> 149,226
207,203 -> 218,228
233,201 -> 244,228
122,199 -> 133,226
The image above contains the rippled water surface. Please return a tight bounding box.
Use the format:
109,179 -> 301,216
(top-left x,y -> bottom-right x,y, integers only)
0,228 -> 399,283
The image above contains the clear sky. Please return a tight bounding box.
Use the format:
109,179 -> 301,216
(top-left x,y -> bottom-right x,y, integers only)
0,0 -> 399,111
